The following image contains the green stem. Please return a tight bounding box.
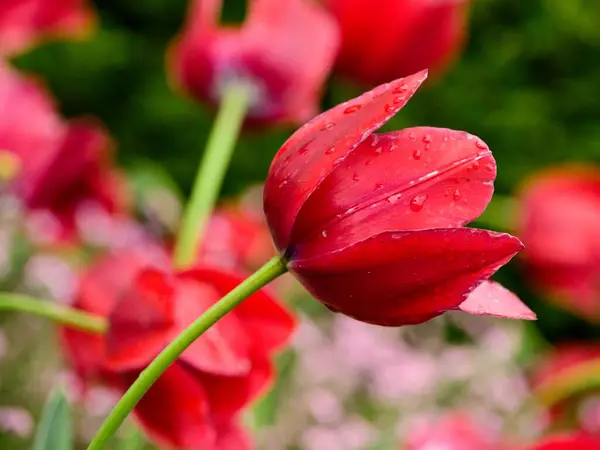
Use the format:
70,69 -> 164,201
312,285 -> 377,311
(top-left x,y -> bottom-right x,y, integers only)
173,82 -> 251,269
87,256 -> 288,450
0,293 -> 107,334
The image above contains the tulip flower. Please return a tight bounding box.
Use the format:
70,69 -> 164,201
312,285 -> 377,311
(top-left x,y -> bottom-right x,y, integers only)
263,70 -> 535,326
516,167 -> 600,322
406,413 -> 505,450
532,343 -> 600,433
531,433 -> 600,450
325,0 -> 470,86
200,201 -> 274,272
61,248 -> 295,449
169,0 -> 339,127
0,62 -> 128,240
0,0 -> 95,56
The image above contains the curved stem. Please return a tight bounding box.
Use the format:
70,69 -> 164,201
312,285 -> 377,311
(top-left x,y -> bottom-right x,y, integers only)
0,293 -> 106,334
87,256 -> 288,450
173,82 -> 251,269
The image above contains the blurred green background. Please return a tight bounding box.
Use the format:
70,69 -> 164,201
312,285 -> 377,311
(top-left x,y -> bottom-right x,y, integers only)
3,0 -> 600,447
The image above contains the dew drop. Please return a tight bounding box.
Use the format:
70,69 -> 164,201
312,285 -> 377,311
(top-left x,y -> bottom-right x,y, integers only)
299,146 -> 309,155
453,189 -> 461,201
424,144 -> 431,151
320,122 -> 335,131
423,134 -> 432,144
365,159 -> 372,166
409,195 -> 428,211
393,84 -> 408,94
408,132 -> 416,141
352,172 -> 360,182
384,104 -> 395,113
375,183 -> 385,190
393,96 -> 406,104
485,164 -> 494,172
471,161 -> 480,170
279,180 -> 288,188
413,149 -> 422,160
388,193 -> 401,204
344,105 -> 362,114
321,230 -> 328,238
325,146 -> 336,155
475,140 -> 487,150
374,147 -> 383,155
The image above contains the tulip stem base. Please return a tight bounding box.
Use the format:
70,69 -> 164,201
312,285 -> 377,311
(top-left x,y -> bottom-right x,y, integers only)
173,82 -> 252,269
87,255 -> 288,450
0,293 -> 107,334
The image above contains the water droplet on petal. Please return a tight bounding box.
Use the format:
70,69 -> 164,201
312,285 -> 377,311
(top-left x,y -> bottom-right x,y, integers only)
320,122 -> 334,131
384,104 -> 395,113
352,172 -> 360,182
388,193 -> 401,204
344,105 -> 362,114
279,180 -> 288,188
393,96 -> 406,104
321,230 -> 328,238
299,146 -> 309,155
409,195 -> 428,211
475,140 -> 487,150
471,161 -> 480,170
408,132 -> 416,141
423,134 -> 432,144
413,150 -> 422,160
375,183 -> 384,190
365,159 -> 372,166
393,84 -> 408,94
485,164 -> 494,172
374,147 -> 383,155
325,146 -> 335,155
453,189 -> 461,201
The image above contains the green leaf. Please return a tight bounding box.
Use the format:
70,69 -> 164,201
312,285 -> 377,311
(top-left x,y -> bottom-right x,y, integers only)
33,388 -> 73,450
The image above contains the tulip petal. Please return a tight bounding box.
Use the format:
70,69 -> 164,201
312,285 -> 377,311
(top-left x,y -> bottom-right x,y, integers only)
290,127 -> 495,256
458,281 -> 536,320
213,421 -> 253,450
174,276 -> 252,376
198,357 -> 273,419
119,363 -> 215,449
290,228 -> 522,326
264,70 -> 428,250
182,267 -> 296,354
106,269 -> 175,370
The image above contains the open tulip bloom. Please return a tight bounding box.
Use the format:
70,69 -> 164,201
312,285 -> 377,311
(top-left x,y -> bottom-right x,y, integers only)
264,70 -> 535,326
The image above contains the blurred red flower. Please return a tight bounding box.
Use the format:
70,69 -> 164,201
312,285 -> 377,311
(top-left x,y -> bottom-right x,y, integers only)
406,413 -> 506,450
169,0 -> 339,127
200,201 -> 274,272
531,343 -> 600,433
530,433 -> 600,450
263,71 -> 535,326
325,0 -> 470,86
0,62 -> 128,241
516,167 -> 600,322
62,248 -> 296,449
0,0 -> 95,56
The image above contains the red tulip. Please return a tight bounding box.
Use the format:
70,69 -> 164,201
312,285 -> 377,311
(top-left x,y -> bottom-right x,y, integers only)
0,62 -> 128,240
169,0 -> 339,126
0,0 -> 95,56
61,248 -> 296,449
516,167 -> 600,322
200,201 -> 275,272
530,433 -> 600,450
263,71 -> 535,326
406,413 -> 506,450
325,0 -> 470,86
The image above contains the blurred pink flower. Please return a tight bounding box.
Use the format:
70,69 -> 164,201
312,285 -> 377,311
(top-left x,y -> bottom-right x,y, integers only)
169,0 -> 339,127
0,0 -> 95,55
405,413 -> 506,450
0,62 -> 129,242
0,406 -> 33,438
